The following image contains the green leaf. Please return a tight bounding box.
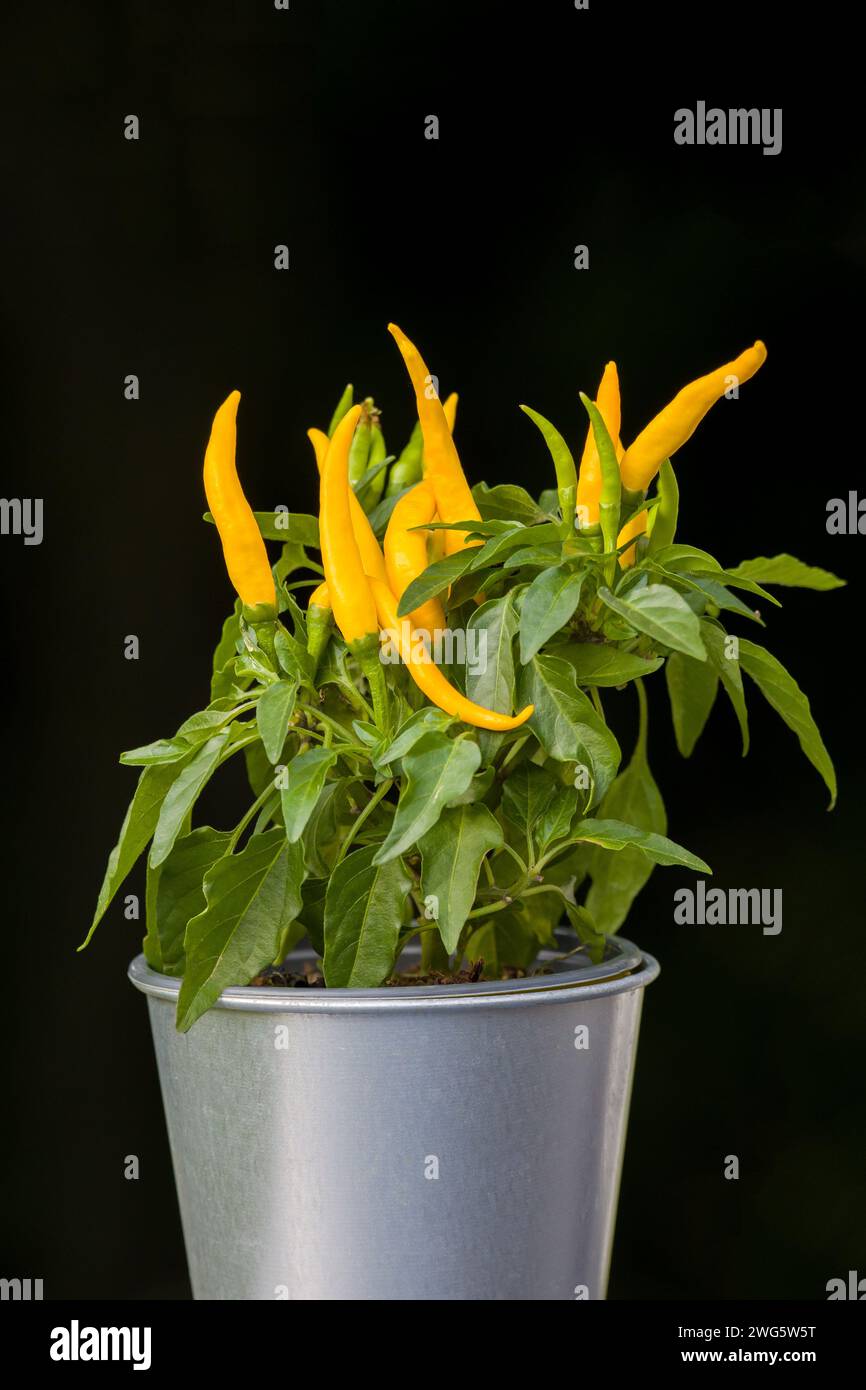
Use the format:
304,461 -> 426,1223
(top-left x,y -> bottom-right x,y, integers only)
323,844 -> 412,987
465,593 -> 519,760
396,550 -> 479,618
377,708 -> 455,766
573,818 -> 710,872
469,522 -> 560,571
81,756 -> 195,949
665,648 -> 719,756
651,545 -> 781,607
501,764 -> 560,846
143,828 -> 232,975
702,621 -> 749,754
448,765 -> 496,806
502,764 -> 578,856
598,583 -> 707,661
678,573 -> 765,623
256,680 -> 297,763
503,544 -> 563,570
245,740 -> 275,798
301,778 -> 358,876
421,519 -> 504,537
368,487 -> 411,537
373,733 -> 481,864
235,652 -> 277,685
176,707 -> 246,740
177,829 -> 306,1030
210,601 -> 243,701
419,804 -> 503,952
281,748 -> 339,842
537,783 -> 580,849
585,693 -> 668,932
257,511 -> 319,545
517,654 -> 620,804
519,566 -> 586,663
297,875 -> 329,954
562,900 -> 606,959
274,625 -> 315,686
274,545 -> 311,593
119,738 -> 196,767
738,639 -> 837,808
149,730 -> 231,868
472,481 -> 549,525
551,643 -> 664,687
465,915 -> 540,974
204,509 -> 319,546
649,543 -> 723,572
279,592 -> 308,641
725,554 -> 845,591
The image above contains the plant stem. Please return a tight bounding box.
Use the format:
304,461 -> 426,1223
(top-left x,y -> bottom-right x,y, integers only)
228,782 -> 277,852
465,896 -> 514,922
634,676 -> 648,755
496,734 -> 530,778
336,778 -> 394,863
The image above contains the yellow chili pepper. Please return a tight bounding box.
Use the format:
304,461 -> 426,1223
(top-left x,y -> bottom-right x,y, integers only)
426,394 -> 455,565
307,427 -> 386,582
319,406 -> 389,725
203,390 -> 276,613
617,509 -> 647,568
428,523 -> 447,565
620,341 -> 767,492
576,362 -> 622,527
371,579 -> 533,732
384,482 -> 447,633
388,324 -> 481,555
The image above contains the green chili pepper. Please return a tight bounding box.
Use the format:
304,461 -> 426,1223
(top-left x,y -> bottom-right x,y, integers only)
348,400 -> 373,486
365,419 -> 388,505
580,393 -> 621,585
327,383 -> 354,438
519,404 -> 578,538
647,458 -> 679,555
386,420 -> 424,496
306,581 -> 333,671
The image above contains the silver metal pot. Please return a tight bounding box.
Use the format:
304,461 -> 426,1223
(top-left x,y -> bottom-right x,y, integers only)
129,935 -> 658,1301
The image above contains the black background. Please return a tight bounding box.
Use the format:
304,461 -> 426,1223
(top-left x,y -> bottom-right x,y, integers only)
1,1 -> 863,1301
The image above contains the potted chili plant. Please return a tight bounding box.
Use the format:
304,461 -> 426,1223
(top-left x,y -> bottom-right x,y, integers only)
85,326 -> 841,1300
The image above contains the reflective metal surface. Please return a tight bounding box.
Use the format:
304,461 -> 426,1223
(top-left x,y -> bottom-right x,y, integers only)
130,937 -> 659,1301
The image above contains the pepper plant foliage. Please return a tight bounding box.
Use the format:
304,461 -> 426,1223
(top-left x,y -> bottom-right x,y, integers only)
85,380 -> 842,1032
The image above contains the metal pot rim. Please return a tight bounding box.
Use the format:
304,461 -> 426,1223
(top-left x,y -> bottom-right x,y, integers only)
128,935 -> 660,1014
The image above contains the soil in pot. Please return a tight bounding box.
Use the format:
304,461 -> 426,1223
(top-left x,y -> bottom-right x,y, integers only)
249,957 -> 556,989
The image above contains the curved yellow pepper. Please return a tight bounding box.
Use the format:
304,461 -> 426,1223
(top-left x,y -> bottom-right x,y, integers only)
319,406 -> 379,645
577,362 -> 622,526
384,482 -> 447,633
617,509 -> 647,568
203,391 -> 276,610
388,324 -> 481,554
428,393 -> 456,563
620,341 -> 767,492
307,427 -> 386,582
371,579 -> 533,732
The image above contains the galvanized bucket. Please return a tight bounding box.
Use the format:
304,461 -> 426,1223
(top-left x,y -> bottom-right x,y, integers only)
129,936 -> 658,1301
